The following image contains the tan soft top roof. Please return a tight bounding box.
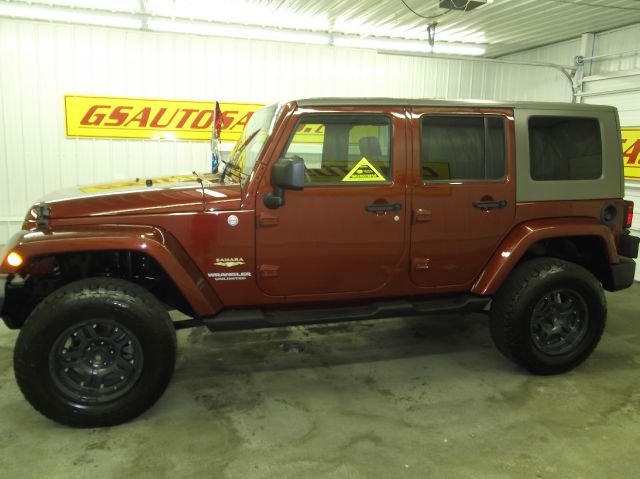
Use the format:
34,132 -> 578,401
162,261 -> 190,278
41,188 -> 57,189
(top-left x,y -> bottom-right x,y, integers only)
294,97 -> 616,112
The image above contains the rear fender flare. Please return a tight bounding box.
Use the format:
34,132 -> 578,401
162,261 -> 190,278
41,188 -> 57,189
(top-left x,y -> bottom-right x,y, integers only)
472,219 -> 618,296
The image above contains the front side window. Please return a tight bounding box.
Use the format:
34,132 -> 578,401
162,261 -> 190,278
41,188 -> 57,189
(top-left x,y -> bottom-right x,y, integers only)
529,116 -> 602,181
421,115 -> 506,181
283,115 -> 392,185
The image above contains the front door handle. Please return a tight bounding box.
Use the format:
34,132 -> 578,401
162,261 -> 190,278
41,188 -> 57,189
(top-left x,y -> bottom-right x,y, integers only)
474,199 -> 507,209
365,203 -> 402,213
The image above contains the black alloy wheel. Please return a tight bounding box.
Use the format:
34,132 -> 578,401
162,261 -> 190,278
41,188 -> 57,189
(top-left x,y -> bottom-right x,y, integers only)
49,319 -> 144,404
529,288 -> 589,356
490,257 -> 606,375
14,277 -> 176,427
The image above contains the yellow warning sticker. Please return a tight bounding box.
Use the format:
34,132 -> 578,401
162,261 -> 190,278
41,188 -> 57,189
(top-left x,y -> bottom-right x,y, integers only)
342,157 -> 387,182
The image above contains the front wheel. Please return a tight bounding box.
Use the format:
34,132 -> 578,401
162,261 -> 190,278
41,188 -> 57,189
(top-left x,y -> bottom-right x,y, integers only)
490,258 -> 606,375
14,278 -> 177,427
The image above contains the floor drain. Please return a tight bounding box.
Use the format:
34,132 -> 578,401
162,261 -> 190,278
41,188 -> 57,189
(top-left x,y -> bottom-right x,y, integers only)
281,342 -> 305,353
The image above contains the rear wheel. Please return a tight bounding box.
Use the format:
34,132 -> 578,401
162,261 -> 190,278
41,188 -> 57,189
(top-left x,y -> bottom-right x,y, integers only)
14,277 -> 176,427
490,258 -> 606,375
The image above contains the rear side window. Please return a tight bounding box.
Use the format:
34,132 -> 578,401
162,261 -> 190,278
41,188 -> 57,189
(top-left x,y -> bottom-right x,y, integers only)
529,116 -> 602,181
420,115 -> 506,181
283,115 -> 392,184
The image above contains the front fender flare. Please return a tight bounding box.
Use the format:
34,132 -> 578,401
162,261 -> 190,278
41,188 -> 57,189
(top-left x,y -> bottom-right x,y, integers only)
472,218 -> 618,296
1,225 -> 222,316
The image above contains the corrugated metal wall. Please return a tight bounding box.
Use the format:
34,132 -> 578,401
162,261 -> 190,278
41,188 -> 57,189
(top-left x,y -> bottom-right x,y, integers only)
506,23 -> 640,279
0,18 -> 573,244
582,24 -> 640,125
500,37 -> 581,67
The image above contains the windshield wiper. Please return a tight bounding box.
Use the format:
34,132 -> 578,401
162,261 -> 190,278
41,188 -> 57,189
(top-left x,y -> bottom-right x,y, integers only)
220,130 -> 260,184
219,158 -> 250,183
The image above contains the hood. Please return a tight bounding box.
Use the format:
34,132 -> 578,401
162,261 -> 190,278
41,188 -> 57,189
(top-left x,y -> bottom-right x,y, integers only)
30,174 -> 242,220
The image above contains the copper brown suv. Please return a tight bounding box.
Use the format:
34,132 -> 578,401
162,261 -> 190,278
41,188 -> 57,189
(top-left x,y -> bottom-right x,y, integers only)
1,98 -> 638,427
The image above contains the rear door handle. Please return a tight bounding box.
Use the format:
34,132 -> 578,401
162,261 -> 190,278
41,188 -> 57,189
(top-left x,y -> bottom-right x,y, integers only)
365,203 -> 402,213
474,200 -> 507,209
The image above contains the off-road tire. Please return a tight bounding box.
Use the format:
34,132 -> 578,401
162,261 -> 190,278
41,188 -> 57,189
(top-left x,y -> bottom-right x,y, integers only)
14,277 -> 177,427
490,257 -> 606,375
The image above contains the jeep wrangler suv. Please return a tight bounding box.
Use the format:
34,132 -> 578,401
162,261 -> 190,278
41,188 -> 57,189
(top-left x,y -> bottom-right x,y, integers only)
1,98 -> 638,427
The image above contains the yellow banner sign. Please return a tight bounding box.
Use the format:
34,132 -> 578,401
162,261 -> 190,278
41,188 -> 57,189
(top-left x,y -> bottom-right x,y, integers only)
623,128 -> 640,180
65,95 -> 264,142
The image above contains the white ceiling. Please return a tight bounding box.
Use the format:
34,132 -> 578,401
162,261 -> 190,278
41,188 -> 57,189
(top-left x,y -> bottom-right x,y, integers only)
3,0 -> 640,57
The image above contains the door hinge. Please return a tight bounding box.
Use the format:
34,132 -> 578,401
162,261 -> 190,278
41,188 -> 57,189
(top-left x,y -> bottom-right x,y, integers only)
412,257 -> 431,271
414,209 -> 432,223
259,264 -> 280,278
258,213 -> 280,227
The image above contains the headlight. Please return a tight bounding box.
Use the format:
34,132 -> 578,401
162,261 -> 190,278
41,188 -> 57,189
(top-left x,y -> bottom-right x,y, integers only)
6,252 -> 23,267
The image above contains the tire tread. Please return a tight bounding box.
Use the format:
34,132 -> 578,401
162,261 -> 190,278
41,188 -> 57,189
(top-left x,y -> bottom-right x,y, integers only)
14,277 -> 176,427
489,258 -> 606,375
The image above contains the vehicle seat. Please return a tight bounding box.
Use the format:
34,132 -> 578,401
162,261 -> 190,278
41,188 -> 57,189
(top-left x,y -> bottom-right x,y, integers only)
357,136 -> 388,177
359,136 -> 382,162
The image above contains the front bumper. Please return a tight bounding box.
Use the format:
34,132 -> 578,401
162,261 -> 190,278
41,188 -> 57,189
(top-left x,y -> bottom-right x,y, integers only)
0,274 -> 25,329
0,274 -> 6,315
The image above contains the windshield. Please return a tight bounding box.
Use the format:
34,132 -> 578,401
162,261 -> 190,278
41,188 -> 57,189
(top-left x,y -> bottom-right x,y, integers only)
225,103 -> 279,186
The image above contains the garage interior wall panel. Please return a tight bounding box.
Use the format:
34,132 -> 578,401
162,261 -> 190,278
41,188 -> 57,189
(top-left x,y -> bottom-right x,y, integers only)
502,38 -> 581,67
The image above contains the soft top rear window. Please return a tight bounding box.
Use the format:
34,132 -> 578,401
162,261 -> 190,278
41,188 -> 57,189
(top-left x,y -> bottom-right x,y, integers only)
529,116 -> 602,181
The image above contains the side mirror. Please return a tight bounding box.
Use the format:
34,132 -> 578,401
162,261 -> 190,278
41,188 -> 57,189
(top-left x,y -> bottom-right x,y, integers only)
272,157 -> 305,190
264,157 -> 305,209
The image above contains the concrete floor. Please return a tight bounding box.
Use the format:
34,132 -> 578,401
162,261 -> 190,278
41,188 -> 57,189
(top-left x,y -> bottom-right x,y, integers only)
1,285 -> 639,478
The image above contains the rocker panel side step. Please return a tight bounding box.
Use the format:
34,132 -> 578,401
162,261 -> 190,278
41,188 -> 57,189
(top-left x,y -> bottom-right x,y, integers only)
203,294 -> 489,332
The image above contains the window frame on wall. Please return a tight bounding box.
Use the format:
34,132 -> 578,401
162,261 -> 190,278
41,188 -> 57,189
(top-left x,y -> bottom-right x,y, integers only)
528,115 -> 603,182
419,114 -> 508,184
281,113 -> 394,187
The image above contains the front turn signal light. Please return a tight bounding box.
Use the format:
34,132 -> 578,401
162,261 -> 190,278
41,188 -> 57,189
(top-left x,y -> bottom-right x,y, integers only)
6,251 -> 23,267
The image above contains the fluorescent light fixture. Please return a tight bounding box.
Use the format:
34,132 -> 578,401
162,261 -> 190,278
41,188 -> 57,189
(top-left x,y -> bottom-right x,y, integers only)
26,0 -> 139,13
334,18 -> 488,45
0,2 -> 484,55
147,19 -> 331,46
150,0 -> 330,31
0,3 -> 142,29
334,36 -> 486,56
333,36 -> 432,54
333,20 -> 430,42
434,43 -> 486,56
